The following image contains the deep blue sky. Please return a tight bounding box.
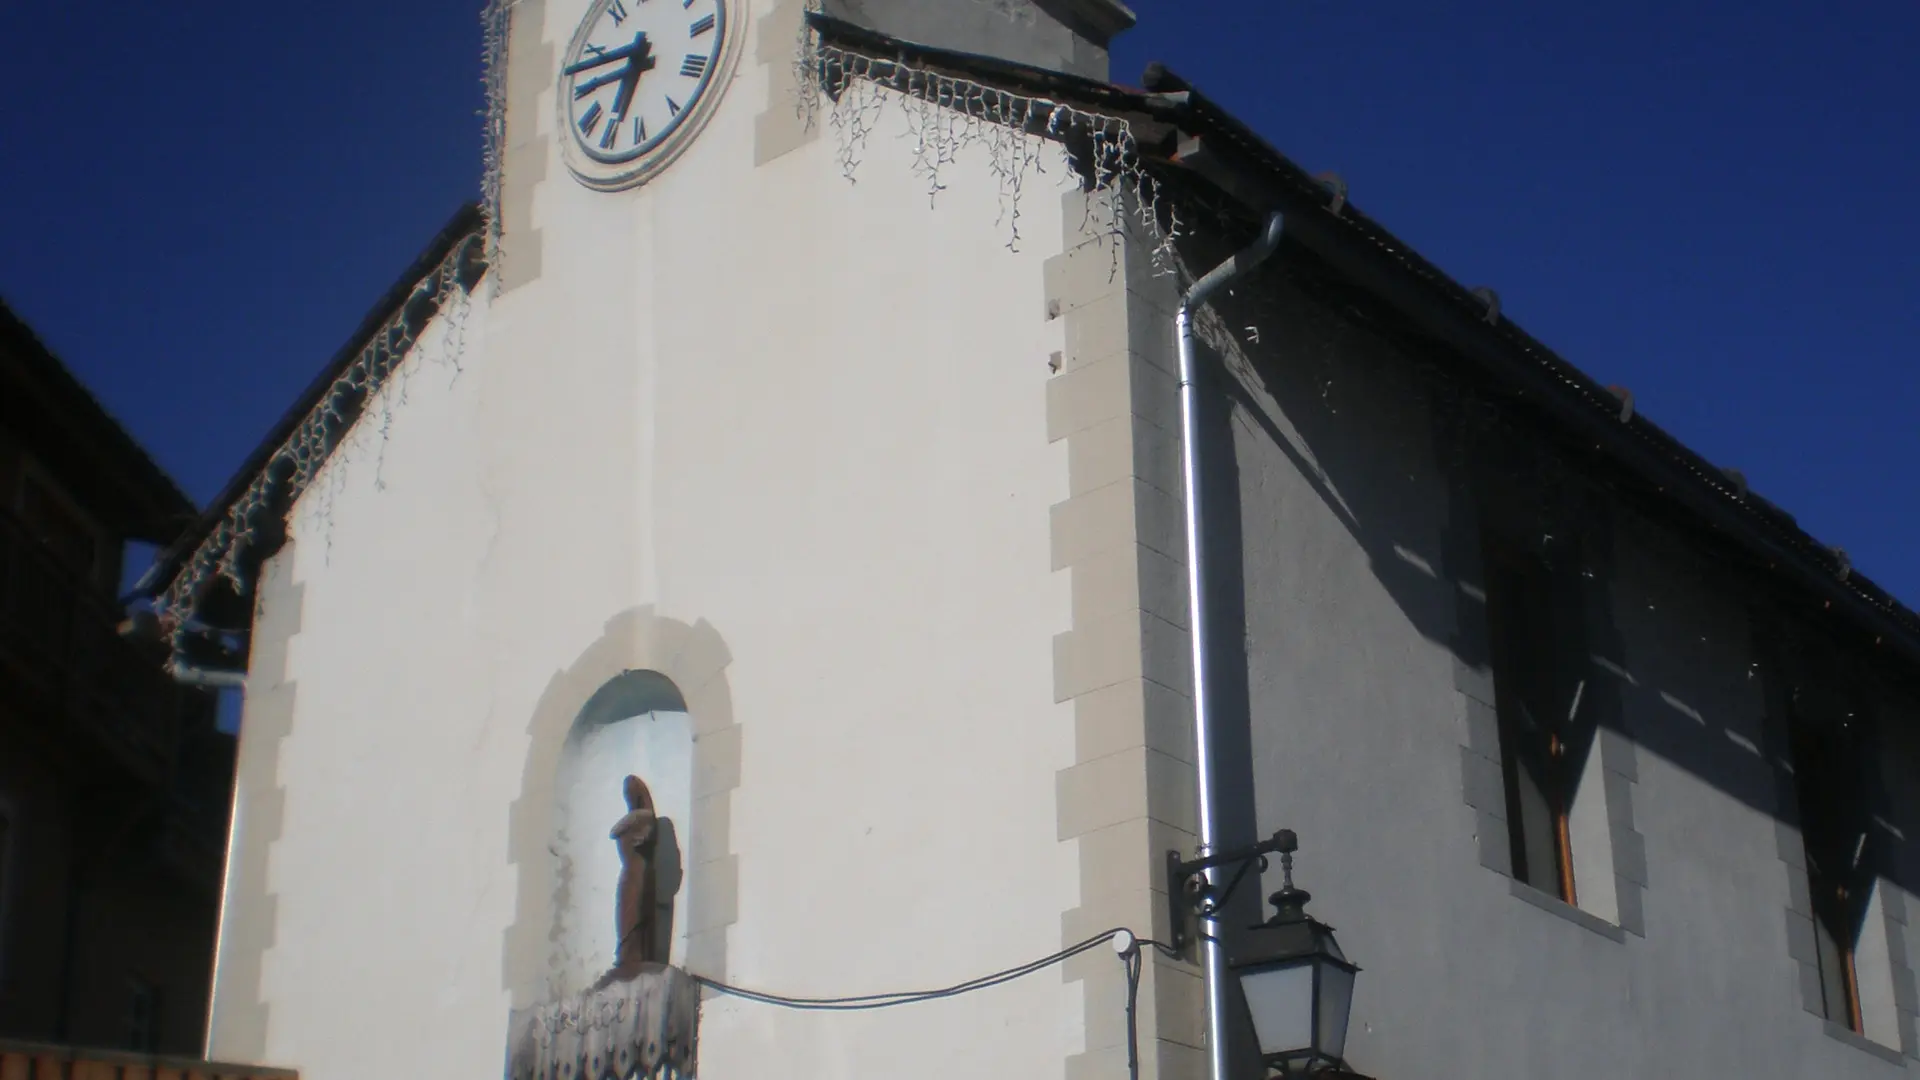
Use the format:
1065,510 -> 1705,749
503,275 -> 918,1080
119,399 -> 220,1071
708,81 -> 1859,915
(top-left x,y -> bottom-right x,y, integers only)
1,2 -> 1915,606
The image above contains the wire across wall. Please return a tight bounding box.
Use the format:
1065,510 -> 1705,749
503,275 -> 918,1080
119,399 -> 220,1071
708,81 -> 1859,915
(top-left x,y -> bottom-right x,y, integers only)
693,928 -> 1180,1080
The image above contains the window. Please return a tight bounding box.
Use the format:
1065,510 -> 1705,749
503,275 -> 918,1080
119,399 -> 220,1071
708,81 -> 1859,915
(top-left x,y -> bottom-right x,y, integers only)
1786,673 -> 1881,1033
126,976 -> 163,1053
1483,529 -> 1592,901
1466,495 -> 1620,907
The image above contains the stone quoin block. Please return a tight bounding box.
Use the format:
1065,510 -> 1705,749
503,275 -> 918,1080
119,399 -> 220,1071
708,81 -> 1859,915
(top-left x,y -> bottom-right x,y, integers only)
1072,677 -> 1196,765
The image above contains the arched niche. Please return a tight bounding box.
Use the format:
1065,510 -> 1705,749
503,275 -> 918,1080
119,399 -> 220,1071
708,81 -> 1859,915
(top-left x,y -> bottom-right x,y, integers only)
546,669 -> 693,1000
502,608 -> 741,1015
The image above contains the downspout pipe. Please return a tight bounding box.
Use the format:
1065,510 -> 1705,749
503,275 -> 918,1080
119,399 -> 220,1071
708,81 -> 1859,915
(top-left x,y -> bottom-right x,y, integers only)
1176,209 -> 1285,1080
161,656 -> 245,1052
203,765 -> 241,1057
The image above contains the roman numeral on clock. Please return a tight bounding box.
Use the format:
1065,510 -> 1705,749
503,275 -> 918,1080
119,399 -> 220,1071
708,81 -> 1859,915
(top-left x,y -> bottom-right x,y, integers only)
578,101 -> 604,136
680,53 -> 708,78
689,13 -> 715,36
607,0 -> 628,25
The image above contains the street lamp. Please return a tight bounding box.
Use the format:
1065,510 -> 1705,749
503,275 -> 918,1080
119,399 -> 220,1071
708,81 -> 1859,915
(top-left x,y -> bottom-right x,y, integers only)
1168,829 -> 1360,1078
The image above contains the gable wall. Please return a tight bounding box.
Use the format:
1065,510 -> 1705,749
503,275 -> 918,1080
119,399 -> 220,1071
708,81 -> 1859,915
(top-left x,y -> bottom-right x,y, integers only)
206,5 -> 1208,1080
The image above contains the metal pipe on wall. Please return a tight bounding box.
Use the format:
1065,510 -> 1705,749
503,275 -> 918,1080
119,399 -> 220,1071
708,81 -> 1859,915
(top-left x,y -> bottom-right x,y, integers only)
160,663 -> 243,1054
1174,210 -> 1285,1080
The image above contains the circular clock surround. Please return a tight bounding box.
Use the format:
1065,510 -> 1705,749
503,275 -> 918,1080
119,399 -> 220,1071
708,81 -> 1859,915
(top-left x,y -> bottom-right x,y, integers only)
556,0 -> 747,192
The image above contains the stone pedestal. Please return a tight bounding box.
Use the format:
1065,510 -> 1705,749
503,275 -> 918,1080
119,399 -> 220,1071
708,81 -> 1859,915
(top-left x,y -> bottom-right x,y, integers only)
507,963 -> 700,1080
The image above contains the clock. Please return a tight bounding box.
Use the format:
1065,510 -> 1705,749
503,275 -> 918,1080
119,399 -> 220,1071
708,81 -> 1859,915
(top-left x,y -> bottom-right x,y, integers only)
557,0 -> 743,191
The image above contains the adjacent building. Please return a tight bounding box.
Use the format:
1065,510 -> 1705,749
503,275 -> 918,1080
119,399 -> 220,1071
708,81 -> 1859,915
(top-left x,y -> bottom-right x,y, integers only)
0,299 -> 233,1056
146,3 -> 1920,1079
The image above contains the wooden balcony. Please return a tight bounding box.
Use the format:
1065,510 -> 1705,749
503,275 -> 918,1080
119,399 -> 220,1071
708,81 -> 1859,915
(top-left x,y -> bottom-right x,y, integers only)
0,507 -> 181,784
0,1041 -> 296,1080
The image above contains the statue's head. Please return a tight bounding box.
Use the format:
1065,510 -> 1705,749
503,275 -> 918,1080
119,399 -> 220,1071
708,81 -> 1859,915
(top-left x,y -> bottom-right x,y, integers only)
622,774 -> 653,812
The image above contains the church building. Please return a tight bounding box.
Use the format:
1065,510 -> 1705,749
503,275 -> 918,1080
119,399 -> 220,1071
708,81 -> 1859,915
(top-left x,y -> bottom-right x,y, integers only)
145,3 -> 1920,1080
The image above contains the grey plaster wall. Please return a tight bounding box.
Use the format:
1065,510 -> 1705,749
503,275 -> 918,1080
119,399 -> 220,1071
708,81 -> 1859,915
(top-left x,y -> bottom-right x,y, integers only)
1182,234 -> 1920,1078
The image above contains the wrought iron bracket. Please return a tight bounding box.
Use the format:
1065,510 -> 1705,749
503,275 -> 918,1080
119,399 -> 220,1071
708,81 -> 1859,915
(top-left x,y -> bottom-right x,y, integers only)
1166,828 -> 1298,951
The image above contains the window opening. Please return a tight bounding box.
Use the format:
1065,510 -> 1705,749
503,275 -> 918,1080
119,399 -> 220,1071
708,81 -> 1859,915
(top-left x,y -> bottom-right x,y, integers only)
1482,518 -> 1601,906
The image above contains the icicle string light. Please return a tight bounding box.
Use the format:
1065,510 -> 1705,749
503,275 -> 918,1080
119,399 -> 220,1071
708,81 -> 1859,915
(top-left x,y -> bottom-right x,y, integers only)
155,234 -> 482,655
792,13 -> 1182,274
481,0 -> 515,294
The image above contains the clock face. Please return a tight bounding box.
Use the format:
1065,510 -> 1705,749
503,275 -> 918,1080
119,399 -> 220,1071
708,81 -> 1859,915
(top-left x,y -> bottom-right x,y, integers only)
558,0 -> 738,190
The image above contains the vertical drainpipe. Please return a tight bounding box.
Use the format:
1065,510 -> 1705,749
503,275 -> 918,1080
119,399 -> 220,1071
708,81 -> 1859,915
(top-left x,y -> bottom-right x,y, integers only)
163,661 -> 245,1056
1175,210 -> 1285,1080
200,700 -> 242,1058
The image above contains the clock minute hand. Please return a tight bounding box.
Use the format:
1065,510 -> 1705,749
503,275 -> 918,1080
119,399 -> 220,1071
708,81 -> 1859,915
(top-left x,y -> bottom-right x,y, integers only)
607,35 -> 656,128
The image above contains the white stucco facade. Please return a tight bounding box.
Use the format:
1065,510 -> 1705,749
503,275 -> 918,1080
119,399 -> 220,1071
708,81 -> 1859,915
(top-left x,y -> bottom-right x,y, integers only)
203,4 -> 1143,1078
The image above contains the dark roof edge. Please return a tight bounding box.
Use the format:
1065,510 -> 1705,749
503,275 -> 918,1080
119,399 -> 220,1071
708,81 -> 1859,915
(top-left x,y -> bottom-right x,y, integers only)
1156,85 -> 1920,670
806,14 -> 1920,675
0,297 -> 197,533
144,202 -> 486,597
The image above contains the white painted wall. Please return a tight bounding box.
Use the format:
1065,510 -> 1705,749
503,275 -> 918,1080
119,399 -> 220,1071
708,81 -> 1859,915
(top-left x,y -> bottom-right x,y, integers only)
223,5 -> 1091,1079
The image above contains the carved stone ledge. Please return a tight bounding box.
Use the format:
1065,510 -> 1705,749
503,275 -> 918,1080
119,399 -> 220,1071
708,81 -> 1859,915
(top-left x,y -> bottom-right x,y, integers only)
507,963 -> 700,1080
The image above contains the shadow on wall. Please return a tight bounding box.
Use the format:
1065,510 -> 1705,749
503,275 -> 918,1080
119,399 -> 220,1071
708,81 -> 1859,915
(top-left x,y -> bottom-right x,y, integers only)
1174,222 -> 1920,903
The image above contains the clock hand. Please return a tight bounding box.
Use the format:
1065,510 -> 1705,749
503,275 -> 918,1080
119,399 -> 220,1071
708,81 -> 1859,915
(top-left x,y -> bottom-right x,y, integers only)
606,34 -> 656,129
561,31 -> 647,76
562,47 -> 634,76
609,73 -> 641,128
573,67 -> 629,99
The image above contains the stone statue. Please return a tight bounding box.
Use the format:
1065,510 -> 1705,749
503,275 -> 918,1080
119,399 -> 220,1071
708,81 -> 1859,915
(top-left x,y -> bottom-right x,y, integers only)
603,774 -> 660,985
507,772 -> 697,1080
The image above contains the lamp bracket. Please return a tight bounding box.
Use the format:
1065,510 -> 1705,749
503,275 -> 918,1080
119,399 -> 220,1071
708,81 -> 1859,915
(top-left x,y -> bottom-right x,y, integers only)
1166,829 -> 1297,951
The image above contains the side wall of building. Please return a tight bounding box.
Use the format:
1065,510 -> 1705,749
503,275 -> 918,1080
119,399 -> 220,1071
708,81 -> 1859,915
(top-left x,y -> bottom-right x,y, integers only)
1197,240 -> 1920,1078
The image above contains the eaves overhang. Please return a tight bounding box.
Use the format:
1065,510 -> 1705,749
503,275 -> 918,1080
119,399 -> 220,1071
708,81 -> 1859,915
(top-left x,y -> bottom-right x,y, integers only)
804,11 -> 1920,679
1139,85 -> 1920,676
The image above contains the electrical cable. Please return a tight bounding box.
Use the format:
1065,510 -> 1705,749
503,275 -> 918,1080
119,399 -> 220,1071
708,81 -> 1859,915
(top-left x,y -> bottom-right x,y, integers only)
692,927 -> 1130,1010
692,928 -> 1182,1080
1123,938 -> 1144,1080
1122,936 -> 1185,1080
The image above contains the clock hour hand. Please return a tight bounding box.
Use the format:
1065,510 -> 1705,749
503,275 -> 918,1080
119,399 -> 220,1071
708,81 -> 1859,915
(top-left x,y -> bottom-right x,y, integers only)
561,31 -> 647,76
573,67 -> 629,99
